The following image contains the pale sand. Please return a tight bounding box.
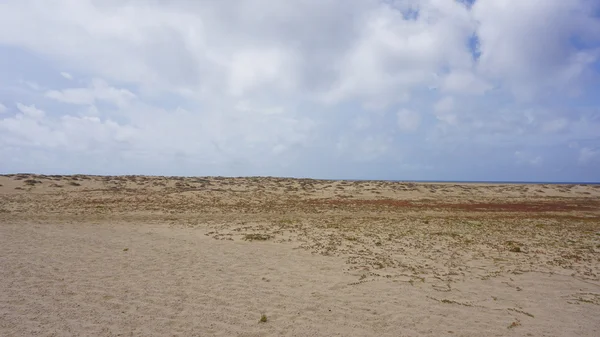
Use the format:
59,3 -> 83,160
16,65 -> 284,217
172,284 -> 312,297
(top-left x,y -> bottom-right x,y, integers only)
1,174 -> 599,336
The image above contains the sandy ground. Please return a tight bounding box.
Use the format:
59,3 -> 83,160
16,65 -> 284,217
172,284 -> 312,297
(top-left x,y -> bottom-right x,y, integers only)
1,174 -> 600,336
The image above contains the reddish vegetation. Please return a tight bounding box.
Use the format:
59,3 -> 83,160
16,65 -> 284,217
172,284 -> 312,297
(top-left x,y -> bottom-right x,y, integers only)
308,198 -> 599,212
440,202 -> 598,212
313,199 -> 413,207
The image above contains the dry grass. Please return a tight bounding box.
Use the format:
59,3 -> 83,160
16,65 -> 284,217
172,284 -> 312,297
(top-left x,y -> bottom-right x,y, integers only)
243,233 -> 272,241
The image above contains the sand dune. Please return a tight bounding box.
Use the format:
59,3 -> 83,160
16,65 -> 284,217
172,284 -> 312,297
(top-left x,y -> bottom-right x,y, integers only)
1,174 -> 599,336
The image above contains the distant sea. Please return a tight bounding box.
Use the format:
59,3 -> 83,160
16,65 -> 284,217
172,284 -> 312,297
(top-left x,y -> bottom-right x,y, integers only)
344,180 -> 600,185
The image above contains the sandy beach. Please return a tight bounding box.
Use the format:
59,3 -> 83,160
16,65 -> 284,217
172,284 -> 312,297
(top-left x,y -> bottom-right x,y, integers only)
1,174 -> 599,336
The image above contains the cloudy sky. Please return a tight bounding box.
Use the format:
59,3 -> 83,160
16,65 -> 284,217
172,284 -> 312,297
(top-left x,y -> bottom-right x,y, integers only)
1,0 -> 599,181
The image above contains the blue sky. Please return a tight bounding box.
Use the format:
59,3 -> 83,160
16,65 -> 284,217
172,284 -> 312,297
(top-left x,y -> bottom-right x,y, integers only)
0,0 -> 599,182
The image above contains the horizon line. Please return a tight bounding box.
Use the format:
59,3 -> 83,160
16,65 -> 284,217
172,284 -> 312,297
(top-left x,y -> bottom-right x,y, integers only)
1,172 -> 599,185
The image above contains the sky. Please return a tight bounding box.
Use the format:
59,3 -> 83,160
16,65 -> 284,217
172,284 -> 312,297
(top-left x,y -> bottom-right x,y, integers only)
0,0 -> 599,182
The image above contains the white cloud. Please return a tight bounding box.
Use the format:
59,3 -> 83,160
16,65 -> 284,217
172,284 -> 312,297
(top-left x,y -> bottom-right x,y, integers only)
60,72 -> 73,80
45,79 -> 136,107
0,0 -> 595,106
473,0 -> 600,99
16,103 -> 45,119
324,1 -> 476,107
397,109 -> 421,132
1,95 -> 315,173
433,96 -> 458,125
228,48 -> 297,97
20,80 -> 42,91
0,107 -> 137,151
440,70 -> 493,95
0,102 -> 6,114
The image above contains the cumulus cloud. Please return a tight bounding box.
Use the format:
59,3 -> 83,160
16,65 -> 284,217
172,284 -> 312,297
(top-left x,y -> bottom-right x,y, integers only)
60,72 -> 73,80
16,103 -> 45,119
433,96 -> 459,125
473,0 -> 600,99
20,80 -> 42,91
440,70 -> 493,95
0,0 -> 598,181
45,79 -> 136,107
324,1 -> 476,107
